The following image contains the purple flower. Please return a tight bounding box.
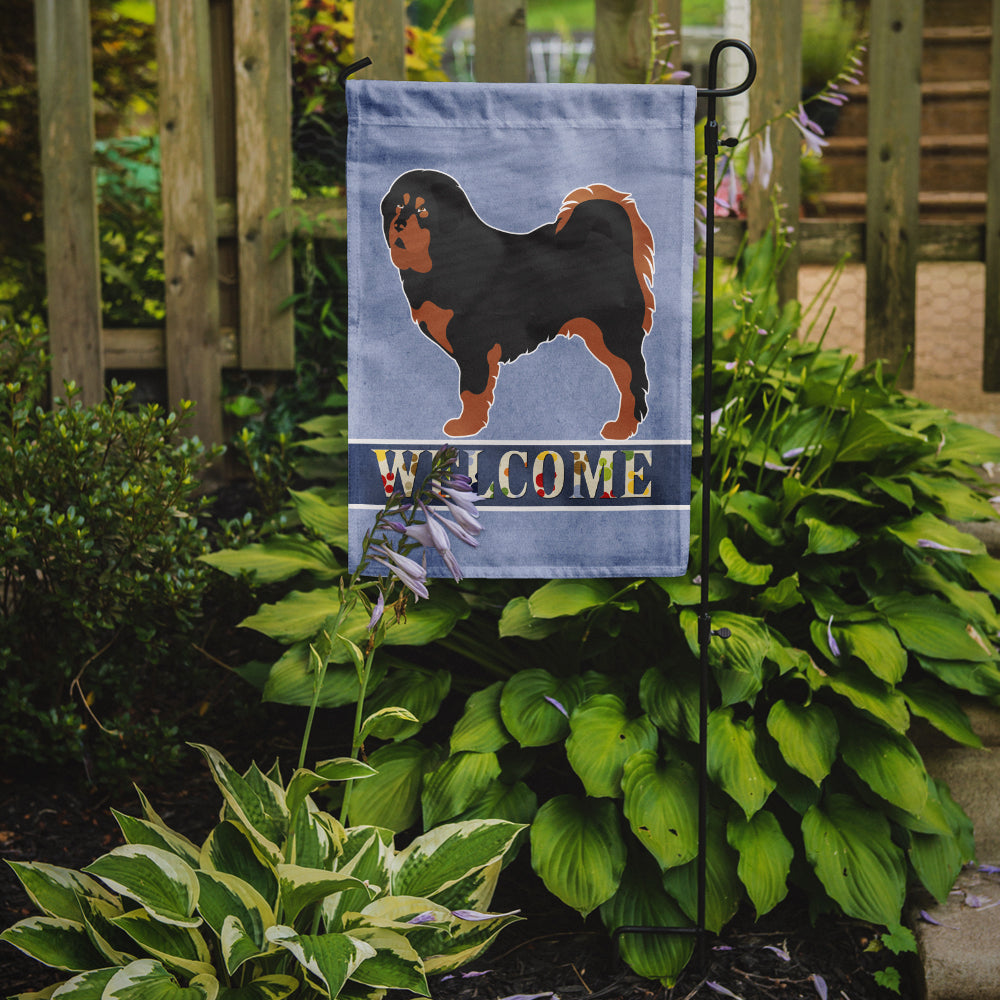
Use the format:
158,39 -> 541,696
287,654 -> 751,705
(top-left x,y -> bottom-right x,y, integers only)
791,104 -> 829,156
706,983 -> 742,999
451,908 -> 520,921
371,544 -> 429,600
407,911 -> 438,925
827,616 -> 841,658
367,591 -> 385,631
763,944 -> 790,961
812,974 -> 828,1000
917,538 -> 973,554
544,695 -> 569,718
747,125 -> 773,190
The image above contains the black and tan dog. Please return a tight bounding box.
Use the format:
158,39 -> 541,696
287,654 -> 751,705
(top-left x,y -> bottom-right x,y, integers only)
380,169 -> 655,440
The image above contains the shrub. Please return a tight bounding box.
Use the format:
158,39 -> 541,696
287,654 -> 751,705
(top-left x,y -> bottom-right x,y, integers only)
0,317 -> 220,783
211,234 -> 1000,984
1,743 -> 524,997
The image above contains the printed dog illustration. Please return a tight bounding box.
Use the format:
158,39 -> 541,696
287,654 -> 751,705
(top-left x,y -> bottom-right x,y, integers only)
381,169 -> 655,439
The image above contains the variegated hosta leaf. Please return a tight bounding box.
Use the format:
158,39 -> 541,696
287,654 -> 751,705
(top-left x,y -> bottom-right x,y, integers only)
599,853 -> 694,987
765,700 -> 838,786
190,745 -> 287,863
102,958 -> 218,999
195,871 -> 274,974
285,760 -> 375,824
112,810 -> 202,868
424,859 -> 501,916
277,865 -> 376,925
727,810 -> 793,917
529,795 -> 626,917
0,916 -> 107,971
661,810 -> 742,934
450,681 -> 511,754
265,925 -> 375,998
323,829 -> 393,931
345,926 -> 429,995
802,793 -> 906,926
565,695 -> 658,799
421,906 -> 523,975
4,861 -> 118,922
391,820 -> 524,901
621,751 -> 699,871
83,846 -> 200,928
421,751 -> 502,829
200,822 -> 278,910
499,669 -> 585,747
78,894 -> 136,966
45,966 -> 118,997
362,666 -> 451,741
838,718 -> 929,817
706,707 -> 776,819
214,974 -> 300,1000
110,908 -> 214,979
288,802 -> 343,870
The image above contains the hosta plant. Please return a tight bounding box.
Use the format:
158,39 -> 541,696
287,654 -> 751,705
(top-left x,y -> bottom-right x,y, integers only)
1,743 -> 523,999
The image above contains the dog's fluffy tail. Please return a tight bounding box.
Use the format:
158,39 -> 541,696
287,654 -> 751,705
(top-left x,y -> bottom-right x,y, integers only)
555,185 -> 655,335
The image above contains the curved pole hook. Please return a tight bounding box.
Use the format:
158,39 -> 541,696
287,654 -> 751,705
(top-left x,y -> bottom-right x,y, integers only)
697,38 -> 756,98
337,56 -> 373,90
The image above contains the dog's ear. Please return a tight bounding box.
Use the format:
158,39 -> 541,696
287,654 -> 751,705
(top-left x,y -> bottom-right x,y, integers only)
425,173 -> 472,235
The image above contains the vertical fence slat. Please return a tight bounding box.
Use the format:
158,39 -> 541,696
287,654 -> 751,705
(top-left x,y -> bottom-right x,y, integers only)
474,0 -> 527,82
157,0 -> 223,445
983,0 -> 1000,389
34,0 -> 103,405
746,0 -> 801,304
354,0 -> 406,80
865,0 -> 923,389
594,0 -> 653,84
233,0 -> 294,369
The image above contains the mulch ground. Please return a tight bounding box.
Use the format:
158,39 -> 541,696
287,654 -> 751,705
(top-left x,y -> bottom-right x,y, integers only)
1,739 -> 913,1000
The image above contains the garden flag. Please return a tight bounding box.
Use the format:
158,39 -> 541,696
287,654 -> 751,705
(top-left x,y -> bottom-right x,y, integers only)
347,80 -> 696,578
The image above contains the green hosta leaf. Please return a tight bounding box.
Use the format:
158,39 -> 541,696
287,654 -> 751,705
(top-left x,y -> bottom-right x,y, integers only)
835,621 -> 907,684
359,706 -> 421,742
680,610 -> 770,706
5,862 -> 118,922
265,926 -> 375,998
499,670 -> 584,747
450,682 -> 511,754
907,472 -> 998,522
530,795 -> 626,917
866,474 -> 914,509
347,740 -> 442,832
765,701 -> 838,786
261,643 -> 387,709
802,793 -> 906,926
277,865 -> 374,925
707,708 -> 776,819
346,926 -> 428,994
724,490 -> 784,545
935,421 -> 1000,464
803,517 -> 859,556
839,719 -> 929,817
362,667 -> 451,740
216,975 -> 299,1000
967,553 -> 1000,597
886,512 -> 985,556
195,871 -> 273,974
200,822 -> 278,910
911,562 -> 1000,632
421,751 -> 502,828
76,894 -> 135,966
527,579 -> 616,618
111,908 -> 214,978
0,916 -> 107,971
835,410 -> 927,463
453,779 -> 538,827
497,597 -> 564,639
39,966 -> 117,998
190,746 -> 287,863
103,959 -> 218,1000
621,751 -> 698,871
83,846 -> 200,928
718,537 -> 772,586
655,572 -> 737,606
639,664 -> 699,742
809,661 -> 910,732
112,812 -> 201,868
393,819 -> 524,900
901,680 -> 982,748
727,811 -> 793,917
200,535 -> 341,584
288,488 -> 349,547
566,695 -> 658,798
661,810 -> 741,933
285,759 -> 376,823
874,594 -> 995,662
599,853 -> 694,987
755,573 -> 804,614
909,822 -> 966,905
916,655 -> 1000,697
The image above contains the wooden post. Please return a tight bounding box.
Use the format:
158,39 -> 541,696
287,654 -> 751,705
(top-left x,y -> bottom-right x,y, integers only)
34,0 -> 104,405
233,0 -> 294,369
864,0 -> 923,389
983,0 -> 1000,390
157,0 -> 223,445
746,0 -> 801,305
594,0 -> 650,84
354,0 -> 407,80
474,0 -> 526,83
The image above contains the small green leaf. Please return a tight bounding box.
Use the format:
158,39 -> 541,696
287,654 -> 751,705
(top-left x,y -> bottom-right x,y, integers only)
765,700 -> 838,786
727,811 -> 793,917
803,517 -> 859,556
527,579 -> 616,618
707,707 -> 776,818
639,664 -> 699,742
450,682 -> 511,754
346,740 -> 441,832
200,536 -> 341,584
499,670 -> 584,747
421,752 -> 502,828
718,537 -> 772,586
839,718 -> 929,817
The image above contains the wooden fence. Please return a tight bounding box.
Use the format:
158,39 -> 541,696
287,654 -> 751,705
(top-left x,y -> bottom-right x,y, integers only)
33,0 -> 1000,445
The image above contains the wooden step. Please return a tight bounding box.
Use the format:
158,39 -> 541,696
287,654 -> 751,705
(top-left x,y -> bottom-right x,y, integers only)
813,190 -> 987,222
922,25 -> 992,83
822,134 -> 989,193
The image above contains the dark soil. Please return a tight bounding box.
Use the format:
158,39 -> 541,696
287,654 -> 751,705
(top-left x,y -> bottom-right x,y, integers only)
1,746 -> 915,1000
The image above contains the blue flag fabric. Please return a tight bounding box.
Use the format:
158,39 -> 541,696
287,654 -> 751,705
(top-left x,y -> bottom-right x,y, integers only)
347,80 -> 695,578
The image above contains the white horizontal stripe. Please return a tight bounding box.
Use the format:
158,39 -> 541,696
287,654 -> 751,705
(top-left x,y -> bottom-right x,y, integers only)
349,504 -> 690,513
347,439 -> 692,447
